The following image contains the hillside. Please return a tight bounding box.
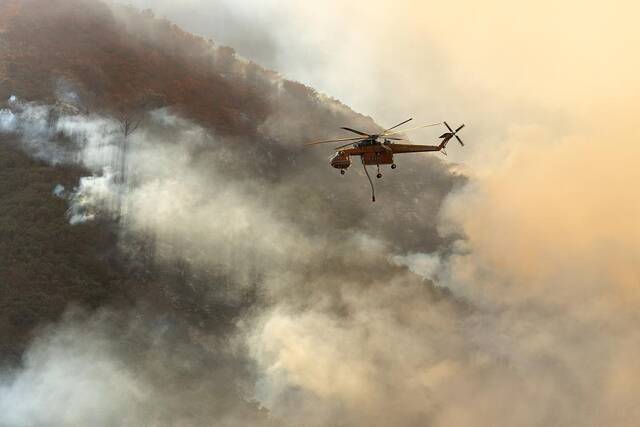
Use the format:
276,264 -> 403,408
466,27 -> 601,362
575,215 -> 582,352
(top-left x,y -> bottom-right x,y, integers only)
0,0 -> 383,358
0,1 -> 464,424
1,0 -> 269,133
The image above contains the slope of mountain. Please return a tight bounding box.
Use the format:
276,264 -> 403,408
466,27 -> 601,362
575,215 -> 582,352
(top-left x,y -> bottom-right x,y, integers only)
0,0 -> 300,362
0,1 -> 464,424
0,0 -> 276,134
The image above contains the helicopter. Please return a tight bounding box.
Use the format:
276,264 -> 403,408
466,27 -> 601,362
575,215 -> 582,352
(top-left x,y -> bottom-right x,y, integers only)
305,119 -> 465,201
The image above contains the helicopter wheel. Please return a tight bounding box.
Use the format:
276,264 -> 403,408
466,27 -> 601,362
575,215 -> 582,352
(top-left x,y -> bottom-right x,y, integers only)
340,170 -> 346,175
391,164 -> 397,169
376,173 -> 382,179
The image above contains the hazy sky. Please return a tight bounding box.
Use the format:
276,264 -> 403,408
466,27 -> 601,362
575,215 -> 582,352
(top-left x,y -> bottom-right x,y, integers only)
128,0 -> 640,166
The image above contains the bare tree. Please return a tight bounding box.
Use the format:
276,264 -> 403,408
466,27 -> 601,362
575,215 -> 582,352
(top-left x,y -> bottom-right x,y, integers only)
120,116 -> 142,139
117,91 -> 166,138
115,109 -> 144,185
112,92 -> 165,224
114,104 -> 147,223
118,112 -> 143,138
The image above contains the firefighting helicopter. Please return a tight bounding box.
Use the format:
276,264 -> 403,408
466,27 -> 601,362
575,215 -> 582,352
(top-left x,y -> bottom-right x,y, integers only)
305,119 -> 465,201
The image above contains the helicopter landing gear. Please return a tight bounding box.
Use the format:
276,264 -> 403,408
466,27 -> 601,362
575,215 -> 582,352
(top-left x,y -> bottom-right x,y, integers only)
376,173 -> 382,179
391,163 -> 397,169
340,170 -> 346,175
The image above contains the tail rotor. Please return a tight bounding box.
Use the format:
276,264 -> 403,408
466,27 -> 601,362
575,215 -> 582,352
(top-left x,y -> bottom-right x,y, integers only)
443,121 -> 465,146
439,121 -> 466,154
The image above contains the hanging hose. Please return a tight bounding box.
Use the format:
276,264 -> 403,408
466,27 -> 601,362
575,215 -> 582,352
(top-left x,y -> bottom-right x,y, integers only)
361,156 -> 375,202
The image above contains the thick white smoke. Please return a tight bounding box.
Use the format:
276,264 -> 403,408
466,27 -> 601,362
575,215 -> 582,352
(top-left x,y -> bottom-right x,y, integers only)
0,88 -> 462,426
0,308 -> 276,426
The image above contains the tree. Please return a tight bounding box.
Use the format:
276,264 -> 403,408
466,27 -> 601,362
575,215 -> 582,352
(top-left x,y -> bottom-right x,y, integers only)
117,112 -> 143,138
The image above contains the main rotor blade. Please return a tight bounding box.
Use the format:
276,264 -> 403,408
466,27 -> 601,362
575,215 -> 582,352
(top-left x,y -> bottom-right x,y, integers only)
455,136 -> 465,146
384,137 -> 404,140
383,122 -> 442,136
305,136 -> 365,146
334,136 -> 404,149
455,124 -> 465,132
334,141 -> 360,150
341,127 -> 370,136
444,121 -> 454,133
383,118 -> 413,133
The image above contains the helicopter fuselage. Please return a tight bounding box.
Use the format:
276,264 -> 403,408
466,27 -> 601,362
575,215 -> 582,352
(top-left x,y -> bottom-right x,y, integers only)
330,138 -> 444,170
331,143 -> 394,169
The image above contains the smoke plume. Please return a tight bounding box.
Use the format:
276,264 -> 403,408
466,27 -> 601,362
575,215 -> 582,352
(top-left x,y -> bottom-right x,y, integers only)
2,1 -> 640,426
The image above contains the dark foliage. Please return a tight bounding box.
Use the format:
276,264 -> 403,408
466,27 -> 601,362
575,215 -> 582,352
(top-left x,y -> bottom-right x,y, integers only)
0,139 -> 127,363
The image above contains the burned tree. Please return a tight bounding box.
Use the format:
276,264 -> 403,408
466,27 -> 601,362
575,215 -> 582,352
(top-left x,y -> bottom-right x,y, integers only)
118,112 -> 143,138
113,99 -> 149,223
115,107 -> 145,186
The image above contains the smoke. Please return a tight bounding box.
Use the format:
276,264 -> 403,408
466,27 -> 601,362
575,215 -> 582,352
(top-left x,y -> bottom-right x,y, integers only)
3,1 -> 640,426
0,308 -> 276,426
67,168 -> 118,225
0,79 -> 462,425
115,2 -> 640,426
0,109 -> 17,131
